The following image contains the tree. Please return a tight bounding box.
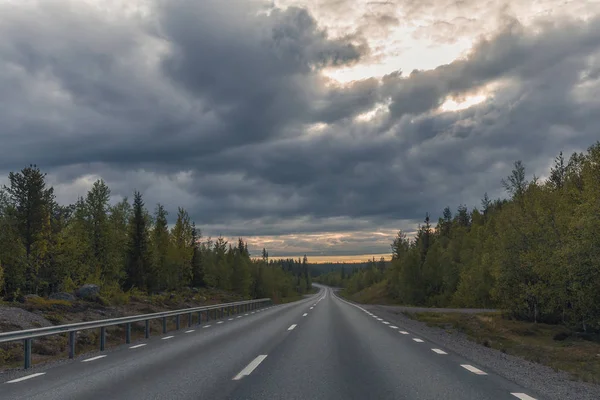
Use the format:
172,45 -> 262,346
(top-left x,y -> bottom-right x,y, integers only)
150,204 -> 170,291
502,160 -> 528,200
85,180 -> 111,280
3,165 -> 55,294
124,191 -> 152,292
191,223 -> 204,288
169,208 -> 193,289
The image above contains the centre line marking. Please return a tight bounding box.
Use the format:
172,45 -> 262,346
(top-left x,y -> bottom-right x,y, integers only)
82,355 -> 107,362
461,364 -> 487,375
6,373 -> 46,383
303,313 -> 308,316
162,336 -> 174,340
232,355 -> 268,380
185,330 -> 195,333
511,394 -> 537,400
288,324 -> 297,331
432,348 -> 447,354
130,344 -> 147,349
399,331 -> 409,334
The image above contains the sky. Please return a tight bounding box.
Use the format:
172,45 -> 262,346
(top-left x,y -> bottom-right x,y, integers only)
0,0 -> 599,261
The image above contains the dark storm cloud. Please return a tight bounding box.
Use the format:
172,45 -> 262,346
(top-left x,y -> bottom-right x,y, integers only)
0,0 -> 599,255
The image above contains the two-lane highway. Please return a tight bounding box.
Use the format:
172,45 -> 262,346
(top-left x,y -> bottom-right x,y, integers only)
1,286 -> 542,400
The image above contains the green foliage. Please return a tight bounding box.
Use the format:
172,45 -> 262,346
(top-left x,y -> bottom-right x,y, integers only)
324,142 -> 600,333
0,166 -> 307,303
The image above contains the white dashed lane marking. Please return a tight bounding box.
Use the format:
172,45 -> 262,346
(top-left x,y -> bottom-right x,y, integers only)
412,338 -> 424,343
461,364 -> 487,375
431,348 -> 447,355
382,321 -> 390,325
399,331 -> 409,335
232,355 -> 268,380
162,336 -> 175,340
185,330 -> 195,333
217,321 -> 224,324
288,324 -> 297,331
129,344 -> 147,349
303,313 -> 308,317
511,393 -> 537,400
82,355 -> 107,362
203,325 -> 212,328
389,326 -> 398,329
6,373 -> 46,383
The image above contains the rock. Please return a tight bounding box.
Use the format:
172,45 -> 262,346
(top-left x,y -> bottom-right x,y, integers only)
76,284 -> 100,300
49,292 -> 76,301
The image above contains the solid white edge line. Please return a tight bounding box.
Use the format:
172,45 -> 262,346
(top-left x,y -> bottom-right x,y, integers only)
6,373 -> 46,383
431,348 -> 447,354
162,336 -> 175,340
82,355 -> 107,362
303,313 -> 308,316
185,330 -> 195,333
232,355 -> 268,380
129,344 -> 147,349
511,393 -> 537,400
288,324 -> 297,331
461,364 -> 487,375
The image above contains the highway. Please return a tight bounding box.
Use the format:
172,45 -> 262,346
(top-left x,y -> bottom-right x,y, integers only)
1,286 -> 541,400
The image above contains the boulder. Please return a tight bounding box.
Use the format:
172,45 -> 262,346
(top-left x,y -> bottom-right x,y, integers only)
49,292 -> 76,301
76,284 -> 100,300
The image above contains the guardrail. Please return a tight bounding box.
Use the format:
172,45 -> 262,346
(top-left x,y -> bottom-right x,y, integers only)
0,298 -> 272,369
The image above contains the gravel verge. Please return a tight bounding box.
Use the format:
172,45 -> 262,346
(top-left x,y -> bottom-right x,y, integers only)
365,304 -> 600,400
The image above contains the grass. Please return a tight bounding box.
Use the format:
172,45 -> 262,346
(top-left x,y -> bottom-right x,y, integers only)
406,311 -> 600,383
340,281 -> 391,304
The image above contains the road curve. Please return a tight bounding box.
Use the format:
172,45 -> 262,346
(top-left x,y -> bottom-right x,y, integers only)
0,286 -> 543,400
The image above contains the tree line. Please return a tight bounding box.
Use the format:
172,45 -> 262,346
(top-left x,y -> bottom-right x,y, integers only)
0,166 -> 311,301
324,142 -> 600,333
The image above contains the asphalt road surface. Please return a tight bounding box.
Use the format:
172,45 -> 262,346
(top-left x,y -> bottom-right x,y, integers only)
0,285 -> 542,400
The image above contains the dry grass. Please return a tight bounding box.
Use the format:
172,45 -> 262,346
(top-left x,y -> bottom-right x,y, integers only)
407,311 -> 600,383
341,281 -> 391,304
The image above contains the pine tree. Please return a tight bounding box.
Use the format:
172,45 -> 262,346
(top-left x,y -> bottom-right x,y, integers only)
191,223 -> 205,288
124,191 -> 151,292
150,204 -> 170,291
85,180 -> 111,280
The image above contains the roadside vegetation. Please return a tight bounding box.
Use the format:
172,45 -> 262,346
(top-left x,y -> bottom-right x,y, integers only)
316,142 -> 600,381
405,311 -> 600,383
0,165 -> 312,303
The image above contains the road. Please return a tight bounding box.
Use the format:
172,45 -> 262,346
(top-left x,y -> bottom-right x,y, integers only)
0,286 -> 542,400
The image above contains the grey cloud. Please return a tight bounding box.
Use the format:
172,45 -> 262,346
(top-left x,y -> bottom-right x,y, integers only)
0,0 -> 599,256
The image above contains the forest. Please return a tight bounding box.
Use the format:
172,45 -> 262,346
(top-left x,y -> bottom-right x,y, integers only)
0,166 -> 311,302
317,142 -> 600,333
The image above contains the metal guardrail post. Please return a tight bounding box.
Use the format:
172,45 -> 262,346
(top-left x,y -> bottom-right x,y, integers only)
100,327 -> 106,351
145,320 -> 150,338
206,310 -> 210,322
188,312 -> 192,327
176,315 -> 180,330
220,307 -> 224,319
24,338 -> 32,369
126,323 -> 131,344
69,331 -> 76,359
162,317 -> 167,334
197,311 -> 202,325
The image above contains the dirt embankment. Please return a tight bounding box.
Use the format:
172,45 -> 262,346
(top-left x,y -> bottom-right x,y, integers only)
0,288 -> 245,370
